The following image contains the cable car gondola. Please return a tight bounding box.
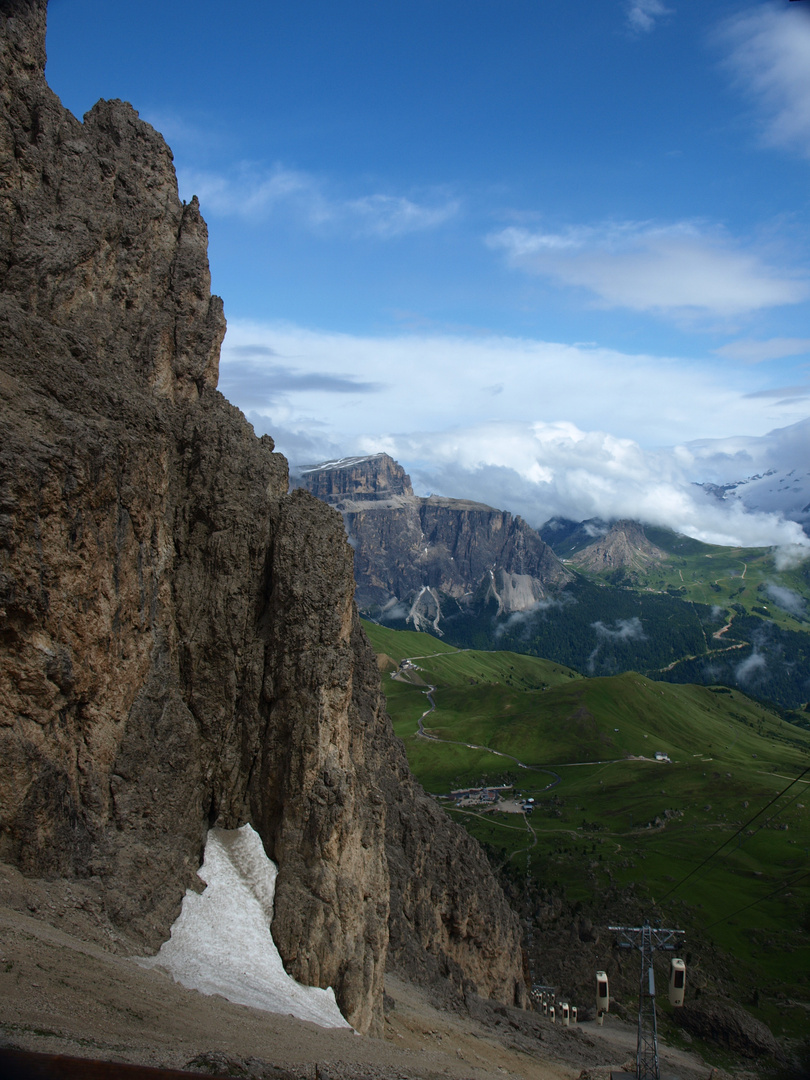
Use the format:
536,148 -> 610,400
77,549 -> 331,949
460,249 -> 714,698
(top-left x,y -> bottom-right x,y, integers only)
668,957 -> 686,1007
595,970 -> 609,1015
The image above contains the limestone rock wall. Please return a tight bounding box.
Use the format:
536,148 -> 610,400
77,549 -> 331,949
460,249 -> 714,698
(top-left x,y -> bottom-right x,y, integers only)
0,0 -> 526,1035
345,497 -> 571,614
299,454 -> 414,504
298,457 -> 572,620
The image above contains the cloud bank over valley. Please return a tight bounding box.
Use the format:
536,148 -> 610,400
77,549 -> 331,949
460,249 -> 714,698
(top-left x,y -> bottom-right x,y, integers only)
219,321 -> 810,554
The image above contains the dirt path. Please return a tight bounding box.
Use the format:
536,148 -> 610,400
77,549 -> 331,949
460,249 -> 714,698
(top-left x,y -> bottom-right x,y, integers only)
402,657 -> 563,790
0,898 -> 725,1080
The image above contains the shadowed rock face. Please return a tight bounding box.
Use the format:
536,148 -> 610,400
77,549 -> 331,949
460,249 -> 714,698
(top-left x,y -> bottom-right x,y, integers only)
0,0 -> 526,1033
297,455 -> 573,629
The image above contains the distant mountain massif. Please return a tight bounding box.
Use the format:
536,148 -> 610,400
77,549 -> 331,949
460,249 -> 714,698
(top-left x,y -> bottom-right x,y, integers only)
297,455 -> 810,714
699,464 -> 810,538
297,454 -> 571,628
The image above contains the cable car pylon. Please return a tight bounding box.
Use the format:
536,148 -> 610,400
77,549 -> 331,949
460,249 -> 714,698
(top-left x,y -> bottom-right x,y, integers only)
608,921 -> 685,1080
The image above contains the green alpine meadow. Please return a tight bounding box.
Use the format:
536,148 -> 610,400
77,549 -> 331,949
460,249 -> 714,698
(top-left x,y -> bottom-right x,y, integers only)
364,619 -> 810,1046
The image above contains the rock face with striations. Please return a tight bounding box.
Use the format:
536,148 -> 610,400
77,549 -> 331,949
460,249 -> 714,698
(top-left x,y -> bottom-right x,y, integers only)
297,454 -> 572,632
301,455 -> 413,504
0,0 -> 526,1035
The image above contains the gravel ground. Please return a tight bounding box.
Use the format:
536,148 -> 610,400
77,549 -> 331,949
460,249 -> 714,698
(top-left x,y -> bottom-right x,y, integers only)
0,889 -> 728,1080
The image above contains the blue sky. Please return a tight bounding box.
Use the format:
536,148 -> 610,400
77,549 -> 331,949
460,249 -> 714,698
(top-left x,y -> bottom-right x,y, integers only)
45,0 -> 810,547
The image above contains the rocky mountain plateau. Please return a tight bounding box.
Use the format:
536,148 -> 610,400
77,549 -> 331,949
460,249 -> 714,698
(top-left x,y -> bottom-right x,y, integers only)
295,454 -> 573,633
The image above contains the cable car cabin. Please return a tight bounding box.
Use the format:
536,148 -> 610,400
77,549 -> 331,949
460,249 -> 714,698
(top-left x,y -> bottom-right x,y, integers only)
571,1006 -> 578,1024
561,1002 -> 570,1027
542,998 -> 548,1015
595,970 -> 609,1014
668,958 -> 686,1007
549,1005 -> 556,1023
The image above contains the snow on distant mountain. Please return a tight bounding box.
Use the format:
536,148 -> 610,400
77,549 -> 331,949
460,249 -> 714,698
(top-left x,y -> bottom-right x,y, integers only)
685,418 -> 810,537
700,469 -> 810,535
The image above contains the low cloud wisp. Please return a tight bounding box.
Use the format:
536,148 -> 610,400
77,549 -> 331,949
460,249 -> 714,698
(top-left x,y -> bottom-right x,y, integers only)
178,163 -> 458,238
717,4 -> 810,159
626,0 -> 672,35
587,616 -> 647,673
763,583 -> 807,620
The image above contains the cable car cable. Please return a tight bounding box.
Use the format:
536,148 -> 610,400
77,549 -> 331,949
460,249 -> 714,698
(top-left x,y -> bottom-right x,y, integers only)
642,780 -> 807,895
735,785 -> 806,846
703,868 -> 810,931
686,783 -> 808,879
657,765 -> 810,902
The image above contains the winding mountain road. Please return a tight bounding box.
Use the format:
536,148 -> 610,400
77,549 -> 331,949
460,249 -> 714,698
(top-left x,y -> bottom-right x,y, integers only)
397,658 -> 562,793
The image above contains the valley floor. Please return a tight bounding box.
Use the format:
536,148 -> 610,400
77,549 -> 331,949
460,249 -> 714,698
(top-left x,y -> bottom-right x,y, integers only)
0,885 -> 734,1080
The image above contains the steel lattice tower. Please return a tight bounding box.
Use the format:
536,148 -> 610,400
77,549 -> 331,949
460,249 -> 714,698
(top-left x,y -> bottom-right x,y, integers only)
609,922 -> 684,1080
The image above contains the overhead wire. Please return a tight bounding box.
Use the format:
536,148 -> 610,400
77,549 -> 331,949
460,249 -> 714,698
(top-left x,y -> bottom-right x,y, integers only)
657,765 -> 810,903
703,868 -> 810,931
738,783 -> 806,843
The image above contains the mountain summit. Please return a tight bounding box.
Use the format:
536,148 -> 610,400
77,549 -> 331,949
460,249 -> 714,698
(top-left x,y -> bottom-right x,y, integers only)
569,519 -> 669,574
297,455 -> 572,632
299,453 -> 414,504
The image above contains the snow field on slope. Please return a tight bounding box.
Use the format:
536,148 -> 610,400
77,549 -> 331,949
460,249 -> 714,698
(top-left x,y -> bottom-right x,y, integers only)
136,823 -> 351,1029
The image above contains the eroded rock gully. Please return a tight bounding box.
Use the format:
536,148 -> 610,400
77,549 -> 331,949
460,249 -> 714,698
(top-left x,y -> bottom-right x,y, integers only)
0,0 -> 526,1036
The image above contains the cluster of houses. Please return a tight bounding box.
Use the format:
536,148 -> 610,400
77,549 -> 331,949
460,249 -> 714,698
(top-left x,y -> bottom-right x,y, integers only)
449,786 -> 537,814
450,786 -> 508,807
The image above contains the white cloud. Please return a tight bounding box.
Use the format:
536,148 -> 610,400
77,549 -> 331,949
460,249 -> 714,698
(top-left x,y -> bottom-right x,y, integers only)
487,221 -> 809,318
626,0 -> 673,34
223,320 -> 810,451
218,321 -> 810,552
588,617 -> 646,672
180,163 -> 330,222
735,649 -> 767,685
345,193 -> 459,238
681,416 -> 810,483
743,384 -> 810,403
713,337 -> 810,364
717,4 -> 810,158
764,582 -> 807,619
178,163 -> 458,237
493,597 -> 572,640
386,421 -> 810,549
593,617 -> 647,642
774,544 -> 810,571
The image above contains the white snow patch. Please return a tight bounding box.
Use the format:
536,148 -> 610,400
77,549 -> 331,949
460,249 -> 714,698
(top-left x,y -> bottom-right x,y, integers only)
136,824 -> 351,1029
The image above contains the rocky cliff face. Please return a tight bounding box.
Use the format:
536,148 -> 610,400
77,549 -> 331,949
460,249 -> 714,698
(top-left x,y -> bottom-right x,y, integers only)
300,454 -> 414,504
0,0 -> 526,1034
297,455 -> 572,632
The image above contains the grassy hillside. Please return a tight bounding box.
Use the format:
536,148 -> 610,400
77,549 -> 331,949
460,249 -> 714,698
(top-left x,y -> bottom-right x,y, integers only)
582,526 -> 810,634
379,530 -> 810,713
364,619 -> 810,1047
